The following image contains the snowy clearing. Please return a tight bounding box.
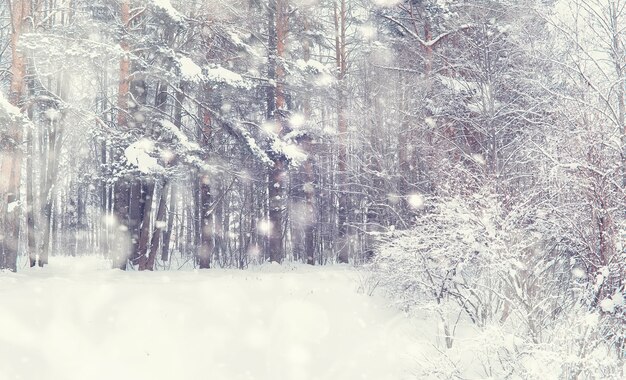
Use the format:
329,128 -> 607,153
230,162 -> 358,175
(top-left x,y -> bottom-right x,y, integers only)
0,257 -> 417,380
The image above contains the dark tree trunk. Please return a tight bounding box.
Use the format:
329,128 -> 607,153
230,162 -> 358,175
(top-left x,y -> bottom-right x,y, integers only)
197,179 -> 213,269
161,184 -> 176,262
145,180 -> 169,270
197,83 -> 214,269
135,180 -> 156,270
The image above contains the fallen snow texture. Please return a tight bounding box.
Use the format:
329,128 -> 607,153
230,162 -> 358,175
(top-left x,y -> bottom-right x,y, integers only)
178,56 -> 203,82
124,139 -> 164,174
272,138 -> 308,166
237,125 -> 273,166
0,257 -> 416,380
0,92 -> 21,119
206,65 -> 250,88
153,0 -> 183,23
159,119 -> 199,151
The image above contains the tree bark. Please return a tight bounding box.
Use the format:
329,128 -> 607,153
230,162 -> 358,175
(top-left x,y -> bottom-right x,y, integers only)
198,178 -> 213,269
112,0 -> 131,269
144,180 -> 169,270
135,180 -> 155,269
334,0 -> 349,263
0,0 -> 30,271
197,100 -> 214,269
266,0 -> 288,263
161,183 -> 177,262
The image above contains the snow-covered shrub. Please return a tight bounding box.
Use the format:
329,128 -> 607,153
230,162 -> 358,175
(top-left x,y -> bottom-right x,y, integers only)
369,190 -> 575,333
535,124 -> 626,358
366,188 -> 626,377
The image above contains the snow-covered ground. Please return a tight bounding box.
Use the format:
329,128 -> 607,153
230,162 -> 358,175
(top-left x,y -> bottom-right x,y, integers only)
0,257 -> 418,380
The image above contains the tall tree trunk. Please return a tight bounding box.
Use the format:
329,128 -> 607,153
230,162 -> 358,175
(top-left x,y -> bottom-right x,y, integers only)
113,0 -> 154,270
198,98 -> 214,269
161,183 -> 177,262
0,0 -> 30,271
198,181 -> 213,269
40,101 -> 65,267
127,43 -> 151,268
135,180 -> 155,269
128,181 -> 142,259
112,0 -> 131,269
288,17 -> 318,265
143,181 -> 169,270
266,0 -> 288,263
334,0 -> 349,263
